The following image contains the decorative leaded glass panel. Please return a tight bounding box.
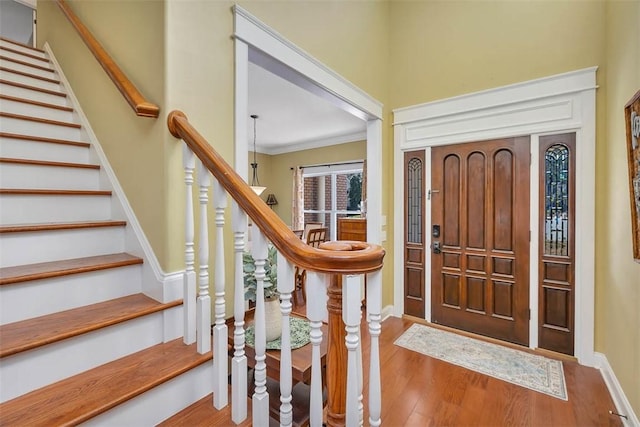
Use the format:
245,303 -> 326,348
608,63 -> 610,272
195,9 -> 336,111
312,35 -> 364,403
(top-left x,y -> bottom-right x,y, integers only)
544,145 -> 570,256
407,157 -> 423,243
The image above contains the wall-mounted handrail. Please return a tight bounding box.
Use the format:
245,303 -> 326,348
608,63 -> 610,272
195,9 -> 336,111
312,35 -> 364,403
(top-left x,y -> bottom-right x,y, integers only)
54,0 -> 159,118
167,110 -> 385,274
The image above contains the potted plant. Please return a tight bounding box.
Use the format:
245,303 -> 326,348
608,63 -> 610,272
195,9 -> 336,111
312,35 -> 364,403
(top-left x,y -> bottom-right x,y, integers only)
243,245 -> 281,341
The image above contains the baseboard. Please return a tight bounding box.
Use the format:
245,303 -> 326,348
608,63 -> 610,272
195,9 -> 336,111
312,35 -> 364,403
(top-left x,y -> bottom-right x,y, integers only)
594,352 -> 639,426
381,304 -> 394,322
44,43 -> 176,303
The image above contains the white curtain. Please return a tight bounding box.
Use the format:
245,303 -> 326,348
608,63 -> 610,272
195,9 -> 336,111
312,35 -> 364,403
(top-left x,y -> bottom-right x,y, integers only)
292,166 -> 304,230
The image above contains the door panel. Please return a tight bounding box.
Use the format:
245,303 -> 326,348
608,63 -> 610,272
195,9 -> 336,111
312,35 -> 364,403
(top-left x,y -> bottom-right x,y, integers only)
538,133 -> 575,355
404,150 -> 425,318
431,137 -> 530,345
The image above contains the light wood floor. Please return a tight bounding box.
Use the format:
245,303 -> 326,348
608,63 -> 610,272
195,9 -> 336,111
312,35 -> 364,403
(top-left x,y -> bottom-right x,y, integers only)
164,306 -> 623,426
361,316 -> 622,426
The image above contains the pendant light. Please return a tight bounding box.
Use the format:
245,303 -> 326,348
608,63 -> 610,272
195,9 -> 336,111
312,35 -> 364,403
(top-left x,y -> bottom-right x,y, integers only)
250,114 -> 266,196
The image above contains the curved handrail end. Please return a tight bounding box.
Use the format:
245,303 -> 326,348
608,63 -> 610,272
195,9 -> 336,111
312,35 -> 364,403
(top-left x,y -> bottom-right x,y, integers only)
168,110 -> 187,138
136,102 -> 160,118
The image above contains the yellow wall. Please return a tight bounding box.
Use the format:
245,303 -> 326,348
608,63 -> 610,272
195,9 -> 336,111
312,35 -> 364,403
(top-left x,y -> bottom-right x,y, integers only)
36,0 -> 175,267
257,141 -> 367,224
600,0 -> 640,415
36,0 -> 639,414
388,0 -> 638,414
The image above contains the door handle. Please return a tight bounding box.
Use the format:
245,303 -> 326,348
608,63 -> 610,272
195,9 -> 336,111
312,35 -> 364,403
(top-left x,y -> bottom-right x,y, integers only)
432,241 -> 441,254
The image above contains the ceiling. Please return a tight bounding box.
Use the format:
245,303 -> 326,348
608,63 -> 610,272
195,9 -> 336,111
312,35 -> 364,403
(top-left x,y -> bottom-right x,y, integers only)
247,61 -> 366,155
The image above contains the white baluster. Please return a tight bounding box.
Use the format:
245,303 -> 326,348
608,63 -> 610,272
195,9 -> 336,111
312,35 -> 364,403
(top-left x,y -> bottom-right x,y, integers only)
277,251 -> 294,427
183,145 -> 196,345
196,160 -> 211,354
367,270 -> 382,426
306,271 -> 328,427
252,229 -> 269,426
343,274 -> 362,427
357,326 -> 364,427
212,179 -> 228,408
231,202 -> 248,423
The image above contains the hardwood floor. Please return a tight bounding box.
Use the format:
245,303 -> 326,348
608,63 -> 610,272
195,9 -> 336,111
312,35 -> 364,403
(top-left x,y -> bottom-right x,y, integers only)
165,305 -> 622,426
362,316 -> 622,426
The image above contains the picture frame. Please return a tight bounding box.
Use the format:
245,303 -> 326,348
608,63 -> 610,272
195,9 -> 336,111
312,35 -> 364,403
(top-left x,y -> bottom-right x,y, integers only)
625,90 -> 640,263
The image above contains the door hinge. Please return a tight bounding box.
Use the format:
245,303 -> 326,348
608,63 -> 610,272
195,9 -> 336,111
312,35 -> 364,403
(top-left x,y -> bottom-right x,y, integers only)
527,308 -> 531,320
529,230 -> 531,242
428,189 -> 439,200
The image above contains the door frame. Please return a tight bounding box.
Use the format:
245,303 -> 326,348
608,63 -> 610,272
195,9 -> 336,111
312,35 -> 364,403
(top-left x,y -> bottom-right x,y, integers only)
393,67 -> 597,365
233,5 -> 384,246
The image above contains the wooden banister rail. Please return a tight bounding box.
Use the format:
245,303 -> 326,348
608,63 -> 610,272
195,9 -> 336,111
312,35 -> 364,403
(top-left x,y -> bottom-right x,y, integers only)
167,110 -> 385,274
54,0 -> 159,118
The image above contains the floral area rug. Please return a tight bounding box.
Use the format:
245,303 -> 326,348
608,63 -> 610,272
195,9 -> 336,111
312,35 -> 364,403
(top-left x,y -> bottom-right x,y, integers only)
394,323 -> 568,400
245,317 -> 311,350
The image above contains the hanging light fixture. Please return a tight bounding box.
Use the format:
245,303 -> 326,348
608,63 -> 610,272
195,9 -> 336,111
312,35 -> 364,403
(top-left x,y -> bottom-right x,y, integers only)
250,114 -> 266,196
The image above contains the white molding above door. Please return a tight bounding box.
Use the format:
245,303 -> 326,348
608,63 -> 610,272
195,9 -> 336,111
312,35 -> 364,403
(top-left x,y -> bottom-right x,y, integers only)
393,67 -> 597,366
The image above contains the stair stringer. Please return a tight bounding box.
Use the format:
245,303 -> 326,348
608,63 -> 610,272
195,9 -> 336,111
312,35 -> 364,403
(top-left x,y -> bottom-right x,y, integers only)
43,43 -> 183,308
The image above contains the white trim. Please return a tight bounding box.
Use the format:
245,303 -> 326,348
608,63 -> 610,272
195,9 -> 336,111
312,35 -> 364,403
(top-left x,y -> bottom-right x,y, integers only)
594,352 -> 639,427
44,43 -> 181,303
233,5 -> 382,121
393,67 -> 597,365
13,0 -> 36,9
260,131 -> 367,156
233,5 -> 383,246
381,305 -> 395,322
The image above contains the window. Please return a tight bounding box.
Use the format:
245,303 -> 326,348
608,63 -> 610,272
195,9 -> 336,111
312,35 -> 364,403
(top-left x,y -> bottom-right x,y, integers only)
302,162 -> 363,240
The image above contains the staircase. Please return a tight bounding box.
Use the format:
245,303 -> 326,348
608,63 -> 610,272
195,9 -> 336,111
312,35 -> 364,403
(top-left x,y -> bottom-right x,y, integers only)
0,38 -> 213,425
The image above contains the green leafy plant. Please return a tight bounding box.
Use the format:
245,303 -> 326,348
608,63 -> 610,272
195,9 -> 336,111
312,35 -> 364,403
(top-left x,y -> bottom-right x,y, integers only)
243,245 -> 278,302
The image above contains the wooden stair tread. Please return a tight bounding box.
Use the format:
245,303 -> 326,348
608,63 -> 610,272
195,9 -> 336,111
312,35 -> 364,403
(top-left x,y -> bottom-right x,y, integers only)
0,338 -> 209,426
0,132 -> 89,147
158,393 -> 253,427
0,46 -> 49,63
0,66 -> 61,84
0,294 -> 182,358
0,37 -> 46,54
0,188 -> 111,196
0,220 -> 126,234
0,94 -> 74,112
0,55 -> 55,73
0,157 -> 99,169
0,253 -> 141,286
0,79 -> 66,97
0,112 -> 80,129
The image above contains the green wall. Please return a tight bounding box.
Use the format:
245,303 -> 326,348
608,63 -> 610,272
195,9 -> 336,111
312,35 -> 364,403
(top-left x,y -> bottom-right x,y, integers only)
256,141 -> 367,224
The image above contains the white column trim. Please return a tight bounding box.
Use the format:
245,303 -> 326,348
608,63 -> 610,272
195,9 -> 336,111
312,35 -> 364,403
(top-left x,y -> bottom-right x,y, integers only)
393,67 -> 597,365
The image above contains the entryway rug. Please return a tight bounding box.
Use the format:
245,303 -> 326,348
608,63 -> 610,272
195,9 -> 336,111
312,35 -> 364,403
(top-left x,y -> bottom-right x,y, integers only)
394,323 -> 568,400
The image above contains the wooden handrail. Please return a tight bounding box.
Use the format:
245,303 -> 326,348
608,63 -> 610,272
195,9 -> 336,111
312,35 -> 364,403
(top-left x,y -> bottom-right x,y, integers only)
54,0 -> 159,118
168,110 -> 385,274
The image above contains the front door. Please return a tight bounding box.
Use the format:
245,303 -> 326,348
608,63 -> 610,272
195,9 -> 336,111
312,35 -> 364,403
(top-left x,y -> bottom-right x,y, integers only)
431,137 -> 531,346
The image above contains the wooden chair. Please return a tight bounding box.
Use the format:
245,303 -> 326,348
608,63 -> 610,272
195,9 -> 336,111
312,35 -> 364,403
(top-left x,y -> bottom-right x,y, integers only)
293,227 -> 328,307
302,221 -> 323,241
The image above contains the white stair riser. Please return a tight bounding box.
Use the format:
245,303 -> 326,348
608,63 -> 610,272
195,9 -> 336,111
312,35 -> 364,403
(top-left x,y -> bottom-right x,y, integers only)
0,265 -> 142,324
0,69 -> 62,93
0,194 -> 112,224
0,306 -> 182,403
0,49 -> 51,69
0,137 -> 89,163
0,116 -> 82,141
84,361 -> 212,427
0,59 -> 56,80
0,163 -> 100,190
0,226 -> 125,267
0,97 -> 75,123
0,41 -> 48,60
0,83 -> 68,107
